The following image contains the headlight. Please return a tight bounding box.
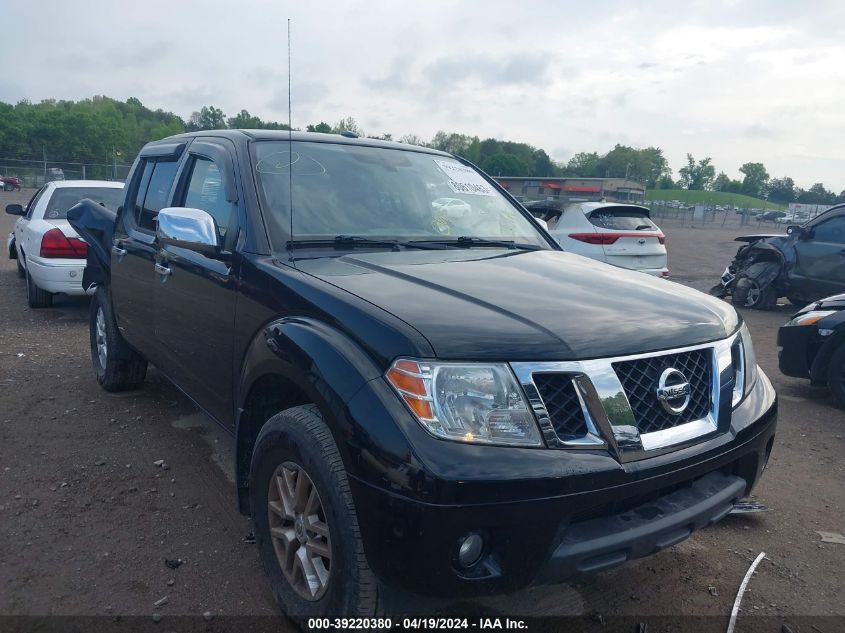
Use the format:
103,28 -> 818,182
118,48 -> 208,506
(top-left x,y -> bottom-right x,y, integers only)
386,359 -> 543,447
732,323 -> 758,407
785,310 -> 835,327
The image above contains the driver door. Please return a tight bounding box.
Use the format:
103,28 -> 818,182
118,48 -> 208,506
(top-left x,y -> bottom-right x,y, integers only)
793,214 -> 845,299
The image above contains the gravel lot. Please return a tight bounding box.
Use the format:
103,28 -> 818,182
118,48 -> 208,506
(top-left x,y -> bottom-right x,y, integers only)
1,189 -> 843,628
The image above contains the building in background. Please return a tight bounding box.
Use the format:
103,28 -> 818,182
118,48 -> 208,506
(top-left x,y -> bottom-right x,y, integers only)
496,177 -> 645,205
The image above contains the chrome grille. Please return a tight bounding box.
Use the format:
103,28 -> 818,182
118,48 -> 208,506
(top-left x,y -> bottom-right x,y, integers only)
612,348 -> 712,434
532,374 -> 588,440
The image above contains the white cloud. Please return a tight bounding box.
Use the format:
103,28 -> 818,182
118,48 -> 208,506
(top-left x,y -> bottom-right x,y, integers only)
0,0 -> 844,189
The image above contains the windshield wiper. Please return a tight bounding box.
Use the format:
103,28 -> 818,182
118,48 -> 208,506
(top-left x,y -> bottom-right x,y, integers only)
288,235 -> 452,251
407,236 -> 543,250
635,224 -> 653,231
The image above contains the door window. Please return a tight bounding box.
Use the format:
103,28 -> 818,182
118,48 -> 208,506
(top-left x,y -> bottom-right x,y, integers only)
180,156 -> 234,241
138,161 -> 179,232
811,216 -> 845,244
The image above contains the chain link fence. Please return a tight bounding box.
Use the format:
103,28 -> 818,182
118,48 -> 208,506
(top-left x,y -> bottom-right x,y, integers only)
0,157 -> 132,188
643,201 -> 820,230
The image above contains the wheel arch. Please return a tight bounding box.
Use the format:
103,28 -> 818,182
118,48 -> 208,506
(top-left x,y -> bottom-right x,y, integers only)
234,317 -> 384,515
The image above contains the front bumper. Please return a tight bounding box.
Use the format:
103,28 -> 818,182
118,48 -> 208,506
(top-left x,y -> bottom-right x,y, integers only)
25,256 -> 92,295
345,369 -> 777,596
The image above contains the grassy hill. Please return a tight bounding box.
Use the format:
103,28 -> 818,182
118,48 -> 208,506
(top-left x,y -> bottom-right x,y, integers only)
646,189 -> 785,211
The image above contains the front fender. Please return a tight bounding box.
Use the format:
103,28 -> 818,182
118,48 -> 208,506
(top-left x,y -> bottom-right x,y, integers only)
234,316 -> 393,509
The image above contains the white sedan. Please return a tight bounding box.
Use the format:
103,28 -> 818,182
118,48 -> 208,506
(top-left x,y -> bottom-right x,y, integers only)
546,202 -> 669,277
7,180 -> 124,308
431,197 -> 472,218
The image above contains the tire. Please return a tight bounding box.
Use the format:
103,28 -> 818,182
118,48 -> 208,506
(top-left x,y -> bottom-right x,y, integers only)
826,345 -> 845,409
16,258 -> 25,279
26,270 -> 53,308
250,404 -> 378,621
732,274 -> 777,310
89,287 -> 147,392
708,284 -> 728,299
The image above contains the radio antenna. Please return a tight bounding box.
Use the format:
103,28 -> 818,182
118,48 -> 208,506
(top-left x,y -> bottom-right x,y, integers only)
287,18 -> 294,253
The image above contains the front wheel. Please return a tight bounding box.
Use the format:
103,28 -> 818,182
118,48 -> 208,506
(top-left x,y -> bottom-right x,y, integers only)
250,405 -> 379,621
826,345 -> 845,409
732,275 -> 777,310
90,287 -> 147,392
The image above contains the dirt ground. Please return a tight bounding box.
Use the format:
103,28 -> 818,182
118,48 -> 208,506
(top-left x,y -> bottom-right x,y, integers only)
1,189 -> 843,629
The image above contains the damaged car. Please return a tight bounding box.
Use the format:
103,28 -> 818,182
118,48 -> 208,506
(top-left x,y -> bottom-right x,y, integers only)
778,293 -> 845,408
711,204 -> 845,310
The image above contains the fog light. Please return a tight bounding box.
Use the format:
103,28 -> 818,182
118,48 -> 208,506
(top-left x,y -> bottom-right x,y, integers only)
457,534 -> 484,568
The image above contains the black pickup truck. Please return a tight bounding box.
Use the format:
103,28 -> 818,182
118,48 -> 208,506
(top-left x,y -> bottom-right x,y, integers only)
68,130 -> 777,619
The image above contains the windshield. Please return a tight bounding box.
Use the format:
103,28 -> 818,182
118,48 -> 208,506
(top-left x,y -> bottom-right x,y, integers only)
44,186 -> 124,220
587,206 -> 658,231
251,141 -> 548,248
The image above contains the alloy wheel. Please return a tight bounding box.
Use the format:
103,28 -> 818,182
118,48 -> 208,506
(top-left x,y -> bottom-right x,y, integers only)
267,461 -> 332,601
95,307 -> 108,369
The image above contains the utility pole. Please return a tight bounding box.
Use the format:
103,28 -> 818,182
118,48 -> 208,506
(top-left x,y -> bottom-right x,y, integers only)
43,146 -> 47,183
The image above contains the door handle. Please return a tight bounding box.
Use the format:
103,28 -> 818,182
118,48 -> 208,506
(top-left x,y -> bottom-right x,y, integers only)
112,245 -> 127,258
154,263 -> 172,277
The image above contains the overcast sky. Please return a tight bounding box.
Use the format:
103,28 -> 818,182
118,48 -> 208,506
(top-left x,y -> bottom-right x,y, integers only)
3,0 -> 845,190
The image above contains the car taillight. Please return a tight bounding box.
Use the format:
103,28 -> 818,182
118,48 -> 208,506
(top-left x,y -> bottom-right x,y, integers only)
40,228 -> 88,258
568,232 -> 667,245
568,233 -> 620,245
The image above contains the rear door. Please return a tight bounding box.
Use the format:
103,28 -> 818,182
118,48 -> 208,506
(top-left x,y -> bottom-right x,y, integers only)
793,214 -> 845,298
587,206 -> 666,272
153,140 -> 240,426
111,146 -> 183,359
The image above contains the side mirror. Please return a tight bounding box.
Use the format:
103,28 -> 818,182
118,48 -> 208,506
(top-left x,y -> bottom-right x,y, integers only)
156,207 -> 220,256
786,225 -> 804,237
5,203 -> 24,216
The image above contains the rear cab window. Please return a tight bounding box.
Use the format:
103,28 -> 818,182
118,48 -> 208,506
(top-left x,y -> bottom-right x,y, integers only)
588,206 -> 658,231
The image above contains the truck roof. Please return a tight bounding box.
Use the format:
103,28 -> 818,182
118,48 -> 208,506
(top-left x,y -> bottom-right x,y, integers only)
159,129 -> 452,157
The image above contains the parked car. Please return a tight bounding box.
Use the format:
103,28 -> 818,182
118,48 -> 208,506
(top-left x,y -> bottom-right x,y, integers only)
756,211 -> 786,222
5,180 -> 124,307
546,202 -> 668,276
710,205 -> 845,309
1,175 -> 22,191
778,293 -> 845,407
431,197 -> 472,220
67,130 -> 776,620
46,167 -> 65,182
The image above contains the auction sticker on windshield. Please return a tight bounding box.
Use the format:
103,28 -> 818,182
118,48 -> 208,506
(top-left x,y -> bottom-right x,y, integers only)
434,159 -> 495,196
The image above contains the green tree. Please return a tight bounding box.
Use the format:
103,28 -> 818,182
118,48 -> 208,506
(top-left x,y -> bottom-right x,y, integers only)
307,122 -> 332,133
797,183 -> 835,204
565,152 -> 601,177
227,109 -> 262,129
739,162 -> 770,198
398,133 -> 426,146
333,116 -> 364,136
531,149 -> 555,177
480,153 -> 529,177
713,172 -> 731,191
656,174 -> 675,189
767,177 -> 796,203
187,105 -> 226,131
677,154 -> 716,190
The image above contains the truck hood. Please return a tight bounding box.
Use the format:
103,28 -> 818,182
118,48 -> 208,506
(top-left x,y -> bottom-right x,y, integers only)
296,249 -> 739,360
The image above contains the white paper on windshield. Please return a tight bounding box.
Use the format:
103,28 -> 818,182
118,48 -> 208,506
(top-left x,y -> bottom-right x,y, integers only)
433,159 -> 496,196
